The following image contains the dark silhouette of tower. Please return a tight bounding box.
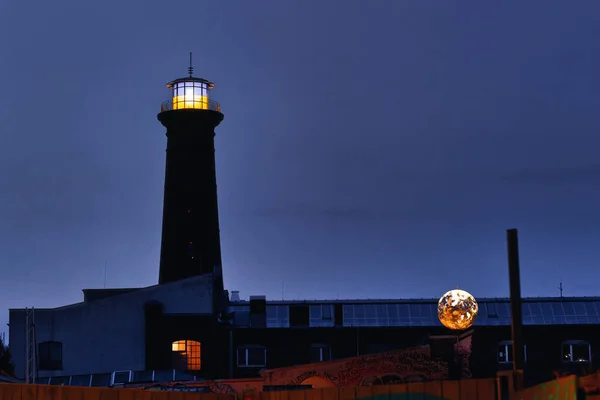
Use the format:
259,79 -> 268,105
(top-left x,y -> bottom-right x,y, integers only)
157,58 -> 224,284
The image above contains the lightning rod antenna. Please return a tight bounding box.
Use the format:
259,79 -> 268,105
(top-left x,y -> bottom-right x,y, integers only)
188,52 -> 194,77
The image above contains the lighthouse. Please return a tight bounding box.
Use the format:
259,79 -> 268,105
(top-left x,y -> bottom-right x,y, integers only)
157,54 -> 224,284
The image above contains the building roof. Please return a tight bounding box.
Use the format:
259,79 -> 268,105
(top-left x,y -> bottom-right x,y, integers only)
8,274 -> 214,313
229,296 -> 600,327
231,296 -> 600,305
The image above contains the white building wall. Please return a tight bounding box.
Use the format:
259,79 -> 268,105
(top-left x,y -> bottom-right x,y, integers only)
9,274 -> 214,379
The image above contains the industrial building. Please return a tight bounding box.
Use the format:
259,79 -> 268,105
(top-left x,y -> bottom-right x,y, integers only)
8,64 -> 600,387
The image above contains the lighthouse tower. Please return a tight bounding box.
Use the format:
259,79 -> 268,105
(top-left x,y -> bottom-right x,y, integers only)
157,55 -> 224,285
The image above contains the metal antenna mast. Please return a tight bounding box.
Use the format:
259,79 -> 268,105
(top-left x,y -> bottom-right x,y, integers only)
25,307 -> 37,384
188,52 -> 194,77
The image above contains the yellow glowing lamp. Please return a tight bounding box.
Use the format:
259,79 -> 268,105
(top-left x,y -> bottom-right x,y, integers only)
160,53 -> 221,114
163,52 -> 218,111
437,288 -> 479,331
167,76 -> 215,110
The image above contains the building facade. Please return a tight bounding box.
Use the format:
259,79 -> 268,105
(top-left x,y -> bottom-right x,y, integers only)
10,292 -> 600,387
8,68 -> 600,388
224,296 -> 600,385
8,275 -> 216,381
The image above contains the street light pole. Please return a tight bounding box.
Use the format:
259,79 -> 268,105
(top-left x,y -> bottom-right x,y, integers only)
507,228 -> 525,391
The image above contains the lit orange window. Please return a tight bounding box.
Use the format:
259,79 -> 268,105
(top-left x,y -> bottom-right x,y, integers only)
172,340 -> 186,352
171,340 -> 201,370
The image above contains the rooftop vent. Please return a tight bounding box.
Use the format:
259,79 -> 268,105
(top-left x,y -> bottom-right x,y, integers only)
230,291 -> 241,302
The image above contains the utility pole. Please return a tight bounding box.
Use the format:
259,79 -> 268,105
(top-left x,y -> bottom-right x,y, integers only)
507,229 -> 524,392
25,307 -> 37,384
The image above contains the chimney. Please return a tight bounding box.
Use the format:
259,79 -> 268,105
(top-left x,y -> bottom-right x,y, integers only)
230,291 -> 241,302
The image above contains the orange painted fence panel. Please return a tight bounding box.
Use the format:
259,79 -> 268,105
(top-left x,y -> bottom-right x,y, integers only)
0,380 -> 499,400
0,383 -> 237,400
255,379 -> 498,400
580,372 -> 600,395
14,375 -> 600,399
518,375 -> 579,400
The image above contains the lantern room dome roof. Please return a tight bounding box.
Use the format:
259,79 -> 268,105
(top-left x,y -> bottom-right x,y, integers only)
166,76 -> 215,90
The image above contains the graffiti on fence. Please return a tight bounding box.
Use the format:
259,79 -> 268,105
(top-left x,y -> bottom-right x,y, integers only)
335,346 -> 448,386
289,370 -> 336,388
261,336 -> 473,388
207,381 -> 236,394
520,375 -> 578,400
140,378 -> 263,394
265,345 -> 460,388
360,373 -> 427,385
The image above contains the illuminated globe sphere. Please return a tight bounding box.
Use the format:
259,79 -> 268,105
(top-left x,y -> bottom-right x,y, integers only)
437,289 -> 479,331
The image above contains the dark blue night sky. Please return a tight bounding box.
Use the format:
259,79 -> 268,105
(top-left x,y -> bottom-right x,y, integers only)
1,0 -> 600,337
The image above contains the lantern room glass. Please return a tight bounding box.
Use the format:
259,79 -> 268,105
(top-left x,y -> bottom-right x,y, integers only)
172,81 -> 209,110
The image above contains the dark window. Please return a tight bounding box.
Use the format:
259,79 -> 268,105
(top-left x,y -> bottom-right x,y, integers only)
334,304 -> 343,325
49,376 -> 69,385
249,297 -> 266,314
289,305 -> 309,327
497,341 -> 527,364
309,344 -> 331,363
237,346 -> 266,367
266,305 -> 289,327
487,302 -> 498,317
38,341 -> 63,370
498,343 -> 512,363
322,305 -> 332,319
247,347 -> 265,365
309,305 -> 334,327
562,341 -> 591,363
91,373 -> 111,387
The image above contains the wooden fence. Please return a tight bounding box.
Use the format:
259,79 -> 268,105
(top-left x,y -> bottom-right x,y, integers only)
0,384 -> 232,399
7,375 -> 600,399
0,379 -> 498,400
296,379 -> 497,399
